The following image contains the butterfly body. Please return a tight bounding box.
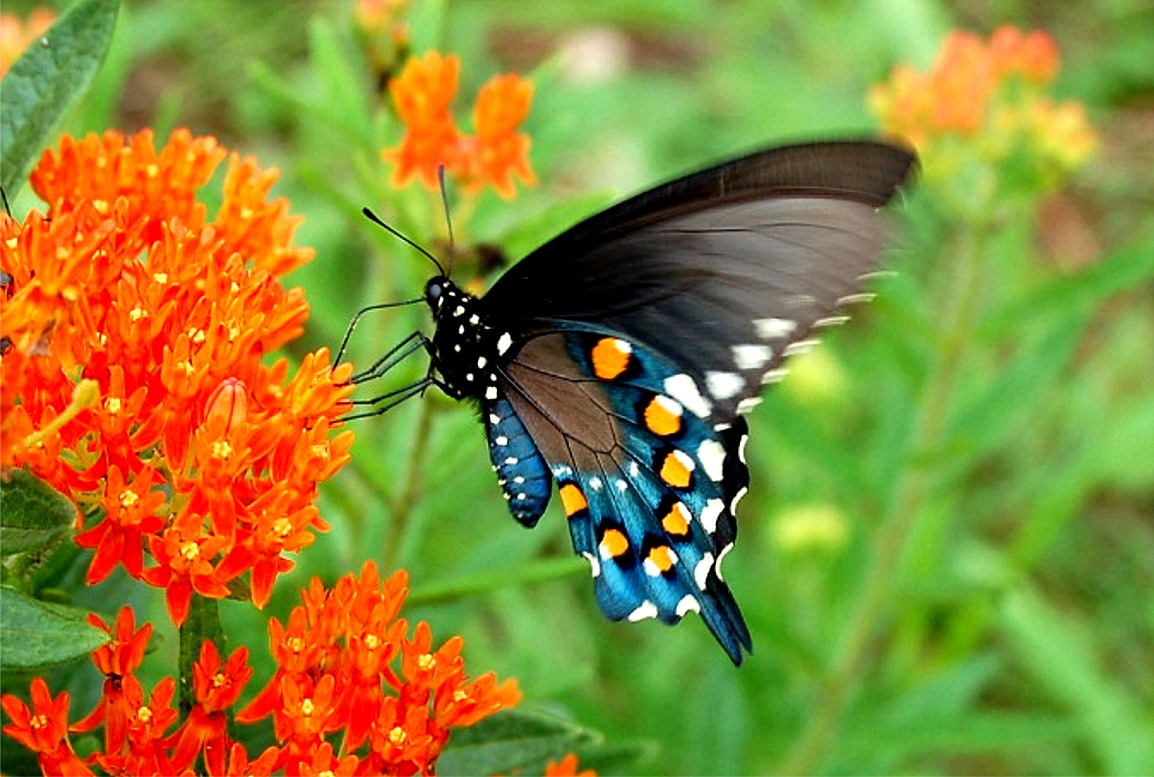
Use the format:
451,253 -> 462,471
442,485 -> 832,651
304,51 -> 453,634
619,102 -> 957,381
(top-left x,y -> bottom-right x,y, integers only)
415,141 -> 916,664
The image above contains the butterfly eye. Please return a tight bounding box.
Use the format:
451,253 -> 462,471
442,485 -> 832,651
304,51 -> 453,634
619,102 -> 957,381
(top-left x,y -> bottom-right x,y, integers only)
424,277 -> 447,309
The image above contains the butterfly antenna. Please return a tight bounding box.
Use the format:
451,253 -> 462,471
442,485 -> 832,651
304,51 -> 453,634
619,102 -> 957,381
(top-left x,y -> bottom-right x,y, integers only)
361,206 -> 446,276
437,166 -> 456,277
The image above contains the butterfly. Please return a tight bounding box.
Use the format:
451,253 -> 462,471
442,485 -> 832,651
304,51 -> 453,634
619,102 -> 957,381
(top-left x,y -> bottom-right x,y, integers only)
356,140 -> 916,665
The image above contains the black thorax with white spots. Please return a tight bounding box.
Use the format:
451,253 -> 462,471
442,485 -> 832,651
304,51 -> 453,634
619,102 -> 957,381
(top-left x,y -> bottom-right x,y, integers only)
424,276 -> 514,402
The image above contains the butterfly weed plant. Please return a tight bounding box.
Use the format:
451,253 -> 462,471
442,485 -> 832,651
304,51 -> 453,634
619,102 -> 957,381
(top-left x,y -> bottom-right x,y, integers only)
3,1 -> 1153,776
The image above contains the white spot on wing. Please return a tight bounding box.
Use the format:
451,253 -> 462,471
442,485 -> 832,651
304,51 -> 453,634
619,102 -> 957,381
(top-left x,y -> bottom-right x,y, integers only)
706,371 -> 745,401
732,343 -> 773,370
761,368 -> 789,385
581,551 -> 601,578
737,433 -> 748,464
496,332 -> 513,355
784,339 -> 819,357
694,554 -> 715,589
700,499 -> 724,534
675,595 -> 701,617
664,374 -> 711,418
627,600 -> 659,622
736,396 -> 762,415
754,317 -> 797,339
589,476 -> 603,491
494,435 -> 508,446
730,486 -> 748,514
716,542 -> 735,582
698,439 -> 726,482
814,315 -> 850,328
485,385 -> 497,400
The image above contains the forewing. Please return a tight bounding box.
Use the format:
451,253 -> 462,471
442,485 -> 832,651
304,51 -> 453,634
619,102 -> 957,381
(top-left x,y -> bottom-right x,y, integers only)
481,141 -> 916,418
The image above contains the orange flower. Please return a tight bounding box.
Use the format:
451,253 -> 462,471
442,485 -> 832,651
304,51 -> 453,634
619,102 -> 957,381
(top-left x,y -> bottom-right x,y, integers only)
1,678 -> 92,777
546,753 -> 597,777
869,26 -> 1095,189
461,73 -> 537,198
384,51 -> 463,190
382,50 -> 536,199
168,641 -> 254,775
1,128 -> 355,624
0,8 -> 55,79
71,608 -> 155,754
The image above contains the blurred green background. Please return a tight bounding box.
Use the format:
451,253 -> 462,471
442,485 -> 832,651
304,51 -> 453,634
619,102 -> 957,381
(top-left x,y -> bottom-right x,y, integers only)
4,0 -> 1153,774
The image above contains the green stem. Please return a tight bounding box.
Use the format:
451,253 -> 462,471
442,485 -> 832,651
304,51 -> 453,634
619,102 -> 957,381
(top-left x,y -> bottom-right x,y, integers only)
778,218 -> 991,775
382,398 -> 435,570
179,595 -> 225,716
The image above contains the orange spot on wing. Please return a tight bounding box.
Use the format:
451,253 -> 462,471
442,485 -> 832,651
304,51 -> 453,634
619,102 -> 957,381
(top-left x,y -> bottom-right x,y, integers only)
647,545 -> 676,573
644,395 -> 682,436
590,337 -> 631,381
559,483 -> 587,517
600,528 -> 629,558
662,502 -> 690,536
659,450 -> 693,488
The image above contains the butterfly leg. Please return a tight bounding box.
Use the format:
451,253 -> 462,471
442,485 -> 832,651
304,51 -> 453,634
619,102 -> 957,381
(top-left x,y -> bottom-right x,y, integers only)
350,330 -> 429,384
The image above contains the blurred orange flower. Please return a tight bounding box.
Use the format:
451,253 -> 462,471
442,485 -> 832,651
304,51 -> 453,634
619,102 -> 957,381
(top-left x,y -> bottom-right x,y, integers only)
546,752 -> 598,776
383,51 -> 536,199
0,128 -> 355,624
869,25 -> 1096,190
0,7 -> 54,79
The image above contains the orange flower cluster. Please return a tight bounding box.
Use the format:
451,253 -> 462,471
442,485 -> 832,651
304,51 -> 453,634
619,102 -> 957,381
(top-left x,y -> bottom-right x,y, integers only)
869,26 -> 1097,186
237,561 -> 521,774
2,566 -> 520,776
0,7 -> 55,79
0,129 -> 354,624
383,50 -> 536,199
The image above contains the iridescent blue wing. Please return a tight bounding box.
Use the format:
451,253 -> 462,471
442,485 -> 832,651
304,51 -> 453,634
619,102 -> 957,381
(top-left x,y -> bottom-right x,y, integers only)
492,330 -> 752,662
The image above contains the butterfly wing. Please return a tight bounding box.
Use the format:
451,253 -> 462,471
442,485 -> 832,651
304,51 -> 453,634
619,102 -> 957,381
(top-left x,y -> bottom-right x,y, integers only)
494,330 -> 753,663
481,141 -> 915,417
478,141 -> 916,663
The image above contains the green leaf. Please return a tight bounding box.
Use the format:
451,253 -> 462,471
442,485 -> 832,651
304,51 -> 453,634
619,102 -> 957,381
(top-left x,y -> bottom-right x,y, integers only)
999,586 -> 1154,775
0,469 -> 77,556
438,708 -> 603,776
0,0 -> 120,197
497,191 -> 617,260
0,587 -> 106,669
945,315 -> 1084,461
982,235 -> 1154,337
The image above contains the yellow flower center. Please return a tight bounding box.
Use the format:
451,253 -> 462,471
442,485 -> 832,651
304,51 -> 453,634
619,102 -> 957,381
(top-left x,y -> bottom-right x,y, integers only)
212,672 -> 226,688
212,440 -> 233,460
418,653 -> 435,671
105,396 -> 122,415
137,706 -> 152,723
364,634 -> 379,650
180,542 -> 200,562
120,490 -> 139,510
389,726 -> 406,745
272,518 -> 292,538
301,698 -> 315,716
129,306 -> 147,322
